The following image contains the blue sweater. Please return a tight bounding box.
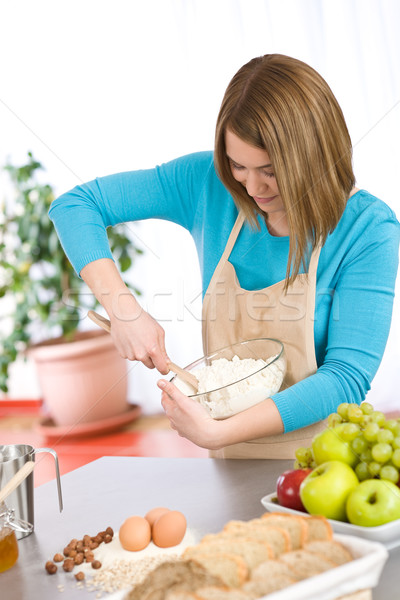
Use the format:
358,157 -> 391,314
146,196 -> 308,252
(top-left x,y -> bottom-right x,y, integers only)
49,152 -> 400,432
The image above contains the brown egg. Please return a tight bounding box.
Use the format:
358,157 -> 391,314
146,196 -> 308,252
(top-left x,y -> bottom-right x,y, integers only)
119,516 -> 151,551
144,507 -> 170,527
152,510 -> 187,548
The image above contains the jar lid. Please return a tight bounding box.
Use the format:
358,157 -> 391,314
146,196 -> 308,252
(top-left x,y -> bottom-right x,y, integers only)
0,506 -> 33,534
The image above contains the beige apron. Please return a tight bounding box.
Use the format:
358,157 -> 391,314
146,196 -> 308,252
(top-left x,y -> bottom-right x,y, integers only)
202,211 -> 325,459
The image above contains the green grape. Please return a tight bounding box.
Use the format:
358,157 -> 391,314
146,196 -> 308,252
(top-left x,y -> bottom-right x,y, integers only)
304,448 -> 313,464
351,435 -> 368,455
371,442 -> 393,463
310,461 -> 317,469
364,422 -> 380,442
377,429 -> 394,444
295,446 -> 310,463
380,465 -> 399,484
370,411 -> 386,426
360,448 -> 373,463
355,461 -> 370,481
368,462 -> 382,477
347,405 -> 363,423
392,449 -> 400,468
328,413 -> 343,427
392,437 -> 400,450
360,415 -> 373,428
393,423 -> 400,437
383,419 -> 398,433
337,403 -> 350,420
341,423 -> 361,441
360,402 -> 374,415
293,459 -> 303,469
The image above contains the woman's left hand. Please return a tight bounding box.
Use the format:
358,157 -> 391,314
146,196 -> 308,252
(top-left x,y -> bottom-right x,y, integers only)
157,379 -> 222,449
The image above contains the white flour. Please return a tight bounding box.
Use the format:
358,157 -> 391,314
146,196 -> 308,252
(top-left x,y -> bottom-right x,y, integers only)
175,354 -> 285,419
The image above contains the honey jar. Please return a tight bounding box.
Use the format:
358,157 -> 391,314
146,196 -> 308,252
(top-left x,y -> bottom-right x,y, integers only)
0,506 -> 33,573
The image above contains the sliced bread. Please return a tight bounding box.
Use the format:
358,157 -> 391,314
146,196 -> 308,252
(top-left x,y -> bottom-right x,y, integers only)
261,512 -> 308,549
190,553 -> 249,588
303,540 -> 353,565
278,549 -> 337,579
185,536 -> 273,570
250,558 -> 299,581
242,574 -> 295,597
222,519 -> 290,556
303,515 -> 333,542
126,559 -> 223,600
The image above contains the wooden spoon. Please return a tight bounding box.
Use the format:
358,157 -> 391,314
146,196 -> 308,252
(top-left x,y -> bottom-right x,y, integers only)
0,461 -> 35,505
87,310 -> 198,392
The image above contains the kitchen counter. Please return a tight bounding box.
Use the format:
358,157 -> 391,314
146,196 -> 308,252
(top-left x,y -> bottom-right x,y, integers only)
1,457 -> 398,599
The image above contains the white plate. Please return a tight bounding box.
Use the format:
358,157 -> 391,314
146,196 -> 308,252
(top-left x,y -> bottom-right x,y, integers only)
104,533 -> 388,600
261,491 -> 400,549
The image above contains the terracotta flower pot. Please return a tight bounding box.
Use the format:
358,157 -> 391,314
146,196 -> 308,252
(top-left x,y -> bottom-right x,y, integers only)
29,330 -> 129,426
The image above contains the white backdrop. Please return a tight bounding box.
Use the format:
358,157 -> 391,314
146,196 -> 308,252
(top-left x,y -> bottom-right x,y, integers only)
1,0 -> 399,414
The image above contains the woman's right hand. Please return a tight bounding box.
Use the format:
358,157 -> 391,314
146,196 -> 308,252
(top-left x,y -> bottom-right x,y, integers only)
80,258 -> 170,375
109,304 -> 170,374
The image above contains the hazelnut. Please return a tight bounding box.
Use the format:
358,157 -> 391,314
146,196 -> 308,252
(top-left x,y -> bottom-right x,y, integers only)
89,541 -> 99,550
69,549 -> 77,559
62,558 -> 75,572
104,534 -> 112,544
85,551 -> 95,563
92,560 -> 102,569
75,571 -> 85,581
105,527 -> 114,537
83,535 -> 92,546
68,538 -> 78,549
63,546 -> 71,557
76,541 -> 84,552
53,553 -> 64,562
94,534 -> 103,544
74,553 -> 84,565
45,561 -> 57,575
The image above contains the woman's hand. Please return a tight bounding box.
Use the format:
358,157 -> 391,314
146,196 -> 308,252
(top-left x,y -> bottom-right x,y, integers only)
109,304 -> 169,374
158,378 -> 285,449
158,379 -> 222,449
81,258 -> 170,375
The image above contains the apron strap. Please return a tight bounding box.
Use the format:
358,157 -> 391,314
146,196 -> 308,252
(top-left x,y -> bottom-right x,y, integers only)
221,211 -> 245,261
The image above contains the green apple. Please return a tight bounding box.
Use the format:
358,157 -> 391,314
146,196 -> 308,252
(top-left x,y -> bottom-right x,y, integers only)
346,479 -> 400,527
300,460 -> 359,521
312,424 -> 358,467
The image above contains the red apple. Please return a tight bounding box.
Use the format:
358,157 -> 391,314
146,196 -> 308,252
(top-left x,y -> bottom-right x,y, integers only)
276,469 -> 312,512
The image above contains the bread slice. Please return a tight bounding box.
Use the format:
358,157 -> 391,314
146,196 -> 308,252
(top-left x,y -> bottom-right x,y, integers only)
250,558 -> 299,581
125,559 -> 223,600
185,536 -> 273,571
242,574 -> 295,597
303,515 -> 333,542
190,553 -> 248,588
278,549 -> 336,579
261,512 -> 308,549
222,519 -> 290,556
303,540 -> 353,565
193,586 -> 254,599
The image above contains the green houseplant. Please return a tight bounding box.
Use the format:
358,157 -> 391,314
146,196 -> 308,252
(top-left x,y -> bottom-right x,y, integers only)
0,152 -> 143,425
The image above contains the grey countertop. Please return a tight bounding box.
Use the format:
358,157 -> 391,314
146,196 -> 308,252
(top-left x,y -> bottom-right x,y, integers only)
1,457 -> 398,599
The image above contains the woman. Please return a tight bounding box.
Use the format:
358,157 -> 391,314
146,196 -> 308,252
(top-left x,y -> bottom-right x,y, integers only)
49,54 -> 400,458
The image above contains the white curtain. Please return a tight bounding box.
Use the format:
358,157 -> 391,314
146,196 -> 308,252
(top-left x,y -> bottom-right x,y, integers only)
1,0 -> 399,413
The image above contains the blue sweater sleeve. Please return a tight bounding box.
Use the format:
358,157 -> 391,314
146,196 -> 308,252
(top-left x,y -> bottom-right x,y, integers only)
272,202 -> 400,432
49,152 -> 214,276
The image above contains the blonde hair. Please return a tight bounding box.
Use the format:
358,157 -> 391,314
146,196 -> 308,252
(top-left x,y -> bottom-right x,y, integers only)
214,54 -> 355,288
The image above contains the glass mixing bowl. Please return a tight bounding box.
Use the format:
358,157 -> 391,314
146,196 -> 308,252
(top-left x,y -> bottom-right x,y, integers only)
172,338 -> 286,419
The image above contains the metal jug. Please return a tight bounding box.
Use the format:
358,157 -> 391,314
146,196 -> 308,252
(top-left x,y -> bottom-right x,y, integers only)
0,444 -> 63,539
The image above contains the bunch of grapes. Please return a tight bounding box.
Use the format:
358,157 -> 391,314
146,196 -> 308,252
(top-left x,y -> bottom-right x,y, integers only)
294,402 -> 400,484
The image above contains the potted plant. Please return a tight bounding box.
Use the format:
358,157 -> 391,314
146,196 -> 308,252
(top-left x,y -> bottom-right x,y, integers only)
0,152 -> 143,427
